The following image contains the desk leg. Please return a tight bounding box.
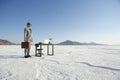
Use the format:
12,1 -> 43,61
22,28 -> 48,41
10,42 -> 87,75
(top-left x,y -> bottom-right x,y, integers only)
35,46 -> 37,56
47,44 -> 49,55
52,45 -> 54,55
40,44 -> 42,57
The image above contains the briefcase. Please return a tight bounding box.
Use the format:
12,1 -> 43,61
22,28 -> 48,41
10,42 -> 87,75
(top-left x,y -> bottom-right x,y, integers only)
21,42 -> 29,48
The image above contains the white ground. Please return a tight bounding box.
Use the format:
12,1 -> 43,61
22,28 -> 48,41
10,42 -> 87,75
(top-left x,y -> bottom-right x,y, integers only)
0,45 -> 120,80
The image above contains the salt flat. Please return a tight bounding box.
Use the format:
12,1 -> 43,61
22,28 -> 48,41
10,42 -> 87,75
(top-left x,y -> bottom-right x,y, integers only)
0,45 -> 120,80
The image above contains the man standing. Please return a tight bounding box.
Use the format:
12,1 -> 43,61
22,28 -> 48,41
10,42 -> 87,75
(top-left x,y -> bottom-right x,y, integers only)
24,22 -> 33,58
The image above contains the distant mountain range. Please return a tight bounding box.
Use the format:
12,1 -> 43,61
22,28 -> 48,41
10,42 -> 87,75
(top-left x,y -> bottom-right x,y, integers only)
0,39 -> 15,45
57,40 -> 104,45
0,39 -> 104,45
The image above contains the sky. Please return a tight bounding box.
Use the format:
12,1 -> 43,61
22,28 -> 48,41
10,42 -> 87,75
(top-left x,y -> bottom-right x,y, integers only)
0,0 -> 120,44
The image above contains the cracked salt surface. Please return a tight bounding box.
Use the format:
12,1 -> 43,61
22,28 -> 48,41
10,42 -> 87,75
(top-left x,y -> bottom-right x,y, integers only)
0,45 -> 120,80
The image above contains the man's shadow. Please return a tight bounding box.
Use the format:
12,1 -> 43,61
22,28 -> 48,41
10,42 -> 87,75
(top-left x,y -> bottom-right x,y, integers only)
0,55 -> 24,59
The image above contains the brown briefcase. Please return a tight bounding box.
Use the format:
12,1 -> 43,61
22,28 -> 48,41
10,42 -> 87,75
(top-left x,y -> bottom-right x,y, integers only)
21,42 -> 29,48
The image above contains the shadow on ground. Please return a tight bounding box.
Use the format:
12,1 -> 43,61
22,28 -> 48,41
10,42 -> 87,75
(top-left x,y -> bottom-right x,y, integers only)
0,55 -> 24,59
80,62 -> 120,71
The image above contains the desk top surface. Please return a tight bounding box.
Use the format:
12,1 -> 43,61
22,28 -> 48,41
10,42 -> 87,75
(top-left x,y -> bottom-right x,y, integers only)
35,42 -> 54,45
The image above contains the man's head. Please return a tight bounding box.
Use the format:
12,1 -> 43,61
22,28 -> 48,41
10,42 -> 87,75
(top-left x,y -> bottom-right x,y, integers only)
27,22 -> 31,27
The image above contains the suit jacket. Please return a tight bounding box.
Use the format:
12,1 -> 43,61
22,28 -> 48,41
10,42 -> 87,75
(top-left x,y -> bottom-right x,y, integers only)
24,27 -> 33,43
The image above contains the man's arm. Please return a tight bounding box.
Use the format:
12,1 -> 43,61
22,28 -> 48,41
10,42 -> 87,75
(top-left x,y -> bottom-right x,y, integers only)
30,28 -> 33,42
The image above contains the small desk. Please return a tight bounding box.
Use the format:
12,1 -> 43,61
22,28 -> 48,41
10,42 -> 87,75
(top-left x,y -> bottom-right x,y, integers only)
35,42 -> 54,57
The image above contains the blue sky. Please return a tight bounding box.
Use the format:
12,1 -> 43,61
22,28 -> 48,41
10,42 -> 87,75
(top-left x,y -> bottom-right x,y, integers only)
0,0 -> 120,44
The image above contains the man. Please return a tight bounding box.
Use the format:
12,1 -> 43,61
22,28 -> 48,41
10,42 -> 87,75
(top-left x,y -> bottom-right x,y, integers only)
24,22 -> 33,58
